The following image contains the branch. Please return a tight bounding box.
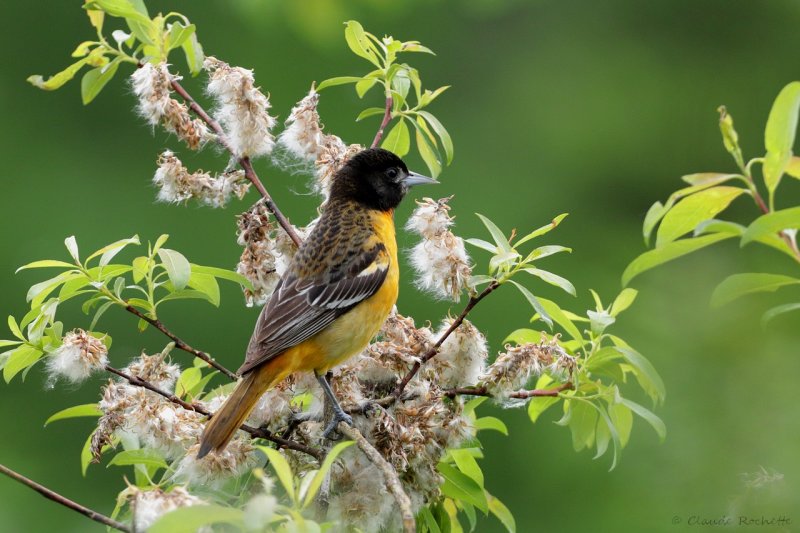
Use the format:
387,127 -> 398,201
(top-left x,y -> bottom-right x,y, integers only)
167,73 -> 302,247
370,96 -> 394,148
443,382 -> 574,399
123,305 -> 237,381
393,281 -> 501,397
0,464 -> 131,532
104,365 -> 323,462
336,422 -> 415,533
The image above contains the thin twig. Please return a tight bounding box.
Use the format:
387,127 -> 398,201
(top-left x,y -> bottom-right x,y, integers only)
443,382 -> 574,399
166,74 -> 302,247
371,96 -> 394,148
0,464 -> 131,532
104,365 -> 323,461
124,305 -> 237,380
337,423 -> 415,533
393,281 -> 501,397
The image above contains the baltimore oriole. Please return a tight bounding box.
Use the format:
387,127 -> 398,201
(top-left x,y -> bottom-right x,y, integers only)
198,148 -> 436,458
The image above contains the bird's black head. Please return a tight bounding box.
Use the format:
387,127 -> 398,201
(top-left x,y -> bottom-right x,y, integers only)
330,148 -> 437,211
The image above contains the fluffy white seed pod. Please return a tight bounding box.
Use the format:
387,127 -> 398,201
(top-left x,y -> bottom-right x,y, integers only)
130,63 -> 210,149
128,486 -> 204,532
175,438 -> 259,488
204,57 -> 276,159
327,449 -> 397,531
479,342 -> 555,398
124,351 -> 182,391
427,319 -> 487,389
278,88 -> 325,161
46,329 -> 108,383
246,382 -> 294,430
153,150 -> 249,207
236,202 -> 280,306
407,198 -> 472,301
314,136 -> 363,200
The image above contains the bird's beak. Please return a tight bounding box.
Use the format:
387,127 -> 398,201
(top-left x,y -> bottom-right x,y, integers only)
402,171 -> 438,187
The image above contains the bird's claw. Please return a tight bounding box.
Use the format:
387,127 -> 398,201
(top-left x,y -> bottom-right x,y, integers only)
322,410 -> 353,440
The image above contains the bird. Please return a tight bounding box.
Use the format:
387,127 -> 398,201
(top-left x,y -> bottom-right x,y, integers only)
197,147 -> 437,458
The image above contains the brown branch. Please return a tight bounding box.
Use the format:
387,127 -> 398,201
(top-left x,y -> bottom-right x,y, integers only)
105,365 -> 323,461
0,464 -> 131,532
443,382 -> 574,399
371,96 -> 394,148
337,422 -> 415,533
124,305 -> 237,380
166,74 -> 302,247
393,281 -> 501,397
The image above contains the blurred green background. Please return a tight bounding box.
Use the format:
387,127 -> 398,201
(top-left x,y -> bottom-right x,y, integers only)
1,1 -> 799,531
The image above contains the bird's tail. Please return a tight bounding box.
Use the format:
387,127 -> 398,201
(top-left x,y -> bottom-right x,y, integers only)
197,359 -> 283,459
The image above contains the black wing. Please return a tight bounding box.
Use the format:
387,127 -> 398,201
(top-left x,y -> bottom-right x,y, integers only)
238,244 -> 388,374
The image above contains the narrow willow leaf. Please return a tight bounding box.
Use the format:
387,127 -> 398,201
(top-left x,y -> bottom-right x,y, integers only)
80,59 -> 120,104
259,446 -> 296,504
503,328 -> 543,345
302,441 -> 354,508
418,111 -> 454,164
65,236 -> 80,262
190,265 -> 254,291
785,156 -> 800,179
187,273 -> 220,307
609,401 -> 633,448
618,397 -> 666,442
510,281 -> 552,329
450,449 -> 484,487
613,347 -> 666,404
45,404 -> 102,426
515,214 -> 569,247
622,233 -> 734,286
157,289 -> 215,306
610,288 -> 637,317
741,206 -> 800,246
381,119 -> 411,157
343,20 -> 381,67
438,462 -> 488,513
149,505 -> 245,533
415,126 -> 442,178
3,345 -> 43,383
316,76 -> 363,91
475,214 -> 511,253
7,316 -> 24,340
522,245 -> 571,263
15,260 -> 75,273
175,367 -> 202,398
711,273 -> 800,308
87,235 -> 140,265
465,238 -> 497,253
762,302 -> 800,327
356,107 -> 385,121
532,297 -> 582,342
27,59 -> 89,91
642,201 -> 666,245
655,186 -> 745,247
167,22 -> 195,50
487,494 -> 516,533
763,81 -> 800,193
521,268 -> 576,296
107,449 -> 168,469
157,248 -> 191,290
473,416 -> 508,435
567,400 -> 597,452
181,32 -> 204,75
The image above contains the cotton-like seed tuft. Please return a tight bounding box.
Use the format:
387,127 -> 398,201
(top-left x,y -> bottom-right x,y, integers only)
153,150 -> 249,207
46,329 -> 108,383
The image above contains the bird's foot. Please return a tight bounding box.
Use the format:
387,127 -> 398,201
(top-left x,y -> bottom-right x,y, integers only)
322,409 -> 353,440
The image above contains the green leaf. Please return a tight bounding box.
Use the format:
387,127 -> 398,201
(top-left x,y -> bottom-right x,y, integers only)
356,76 -> 379,98
762,302 -> 800,327
132,256 -> 150,283
167,22 -> 195,50
157,248 -> 191,290
618,397 -> 666,442
522,245 -> 571,263
610,288 -> 637,317
763,82 -> 800,193
0,340 -> 22,348
316,76 -> 363,91
566,400 -> 597,452
149,505 -> 244,533
27,271 -> 82,306
438,462 -> 488,513
88,0 -> 150,22
86,235 -> 140,266
741,207 -> 800,246
622,233 -> 735,286
642,201 -> 666,245
711,273 -> 800,308
521,268 -> 576,296
655,186 -> 745,247
356,107 -> 386,121
515,214 -> 569,247
3,345 -> 43,383
418,111 -> 454,165
415,125 -> 442,178
187,273 -> 220,307
475,214 -> 511,253
259,446 -> 296,504
528,395 -> 559,423
343,21 -> 381,67
533,297 -> 583,342
175,367 -> 202,398
503,328 -> 542,345
27,59 -> 89,91
157,289 -> 215,306
609,402 -> 633,448
45,404 -> 102,426
488,494 -> 516,533
465,238 -> 497,253
418,506 -> 442,533
613,347 -> 666,404
107,449 -> 168,470
65,236 -> 80,263
473,416 -> 508,436
181,32 -> 205,75
302,441 -> 354,508
510,281 -> 552,329
16,260 -> 76,273
381,119 -> 411,157
450,448 -> 484,487
7,316 -> 24,341
190,265 -> 254,291
81,431 -> 95,476
80,59 -> 120,104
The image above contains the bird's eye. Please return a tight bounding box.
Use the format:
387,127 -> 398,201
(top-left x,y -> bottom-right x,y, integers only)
386,168 -> 398,179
